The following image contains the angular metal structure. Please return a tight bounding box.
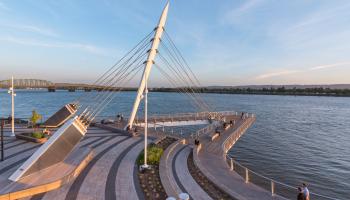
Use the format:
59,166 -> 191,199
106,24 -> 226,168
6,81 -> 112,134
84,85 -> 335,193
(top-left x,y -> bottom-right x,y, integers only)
9,117 -> 87,181
42,103 -> 77,128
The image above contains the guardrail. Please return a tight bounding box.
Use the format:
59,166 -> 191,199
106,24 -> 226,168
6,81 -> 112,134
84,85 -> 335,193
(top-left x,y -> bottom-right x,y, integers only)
222,114 -> 255,153
190,122 -> 218,139
225,155 -> 339,200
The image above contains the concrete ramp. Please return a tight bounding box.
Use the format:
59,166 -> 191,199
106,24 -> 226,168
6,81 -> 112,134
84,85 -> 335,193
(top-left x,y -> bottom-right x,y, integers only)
41,104 -> 77,128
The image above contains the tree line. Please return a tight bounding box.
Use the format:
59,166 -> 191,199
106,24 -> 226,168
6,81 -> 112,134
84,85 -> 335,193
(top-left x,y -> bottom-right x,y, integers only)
150,87 -> 350,97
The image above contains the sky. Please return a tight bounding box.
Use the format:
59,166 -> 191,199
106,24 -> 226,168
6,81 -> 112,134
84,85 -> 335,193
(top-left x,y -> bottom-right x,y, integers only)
0,0 -> 349,86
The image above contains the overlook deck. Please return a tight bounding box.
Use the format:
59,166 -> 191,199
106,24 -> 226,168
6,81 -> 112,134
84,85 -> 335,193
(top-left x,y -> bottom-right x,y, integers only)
0,111 -> 289,200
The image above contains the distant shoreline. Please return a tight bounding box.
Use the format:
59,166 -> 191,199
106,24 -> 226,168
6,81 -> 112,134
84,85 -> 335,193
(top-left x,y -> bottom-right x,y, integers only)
2,87 -> 350,97
150,87 -> 350,97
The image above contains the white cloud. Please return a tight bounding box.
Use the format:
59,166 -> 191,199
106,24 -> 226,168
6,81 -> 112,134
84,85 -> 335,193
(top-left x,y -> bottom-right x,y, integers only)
0,36 -> 108,56
255,70 -> 301,79
309,62 -> 350,71
1,23 -> 58,37
255,62 -> 350,80
222,0 -> 263,24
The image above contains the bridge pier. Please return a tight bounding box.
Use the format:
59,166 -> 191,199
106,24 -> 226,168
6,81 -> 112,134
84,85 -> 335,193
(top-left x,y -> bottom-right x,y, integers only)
68,87 -> 76,92
48,87 -> 56,92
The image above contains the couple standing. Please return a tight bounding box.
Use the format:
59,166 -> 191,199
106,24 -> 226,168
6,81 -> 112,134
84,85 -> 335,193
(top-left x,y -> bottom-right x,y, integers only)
297,183 -> 310,200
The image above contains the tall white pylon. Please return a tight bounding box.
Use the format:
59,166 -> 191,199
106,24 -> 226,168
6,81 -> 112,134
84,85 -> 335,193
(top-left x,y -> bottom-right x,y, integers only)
8,76 -> 16,136
127,1 -> 169,129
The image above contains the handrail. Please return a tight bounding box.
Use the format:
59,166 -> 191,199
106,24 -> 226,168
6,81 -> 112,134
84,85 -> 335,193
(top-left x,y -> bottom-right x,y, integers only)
225,154 -> 339,199
190,122 -> 217,139
222,115 -> 255,153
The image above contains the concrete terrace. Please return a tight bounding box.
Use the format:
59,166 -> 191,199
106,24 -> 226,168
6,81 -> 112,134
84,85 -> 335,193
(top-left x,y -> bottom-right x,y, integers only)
0,127 -> 145,200
0,113 -> 285,200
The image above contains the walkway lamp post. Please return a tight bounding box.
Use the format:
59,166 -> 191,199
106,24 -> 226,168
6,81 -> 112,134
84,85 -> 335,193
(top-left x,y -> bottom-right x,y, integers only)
8,76 -> 16,136
142,75 -> 149,169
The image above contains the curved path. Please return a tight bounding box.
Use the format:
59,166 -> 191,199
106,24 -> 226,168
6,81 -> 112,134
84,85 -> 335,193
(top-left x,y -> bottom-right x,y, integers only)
195,146 -> 286,200
160,140 -> 212,200
175,146 -> 212,200
15,127 -> 148,200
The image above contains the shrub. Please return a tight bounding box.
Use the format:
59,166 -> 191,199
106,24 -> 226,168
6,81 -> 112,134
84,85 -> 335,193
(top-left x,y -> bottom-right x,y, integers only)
138,145 -> 164,166
32,132 -> 44,139
30,110 -> 42,132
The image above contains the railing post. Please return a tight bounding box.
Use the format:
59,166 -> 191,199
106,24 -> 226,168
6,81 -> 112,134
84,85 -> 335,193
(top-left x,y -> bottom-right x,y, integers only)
245,168 -> 249,183
271,181 -> 275,196
230,158 -> 234,171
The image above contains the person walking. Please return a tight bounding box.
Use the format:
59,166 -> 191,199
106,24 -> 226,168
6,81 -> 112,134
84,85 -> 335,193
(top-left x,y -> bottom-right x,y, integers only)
302,183 -> 310,200
297,187 -> 305,200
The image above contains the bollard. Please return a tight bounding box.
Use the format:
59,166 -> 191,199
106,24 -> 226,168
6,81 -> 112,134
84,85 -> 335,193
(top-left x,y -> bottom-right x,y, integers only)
245,168 -> 249,183
271,181 -> 275,196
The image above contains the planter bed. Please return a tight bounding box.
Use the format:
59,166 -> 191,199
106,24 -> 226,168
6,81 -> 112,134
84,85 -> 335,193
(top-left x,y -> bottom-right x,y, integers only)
138,137 -> 177,200
16,132 -> 48,144
187,152 -> 235,200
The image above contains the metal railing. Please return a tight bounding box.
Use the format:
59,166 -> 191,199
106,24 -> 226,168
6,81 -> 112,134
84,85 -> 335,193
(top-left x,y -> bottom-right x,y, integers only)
220,114 -> 338,199
222,114 -> 255,153
225,155 -> 339,200
190,122 -> 218,139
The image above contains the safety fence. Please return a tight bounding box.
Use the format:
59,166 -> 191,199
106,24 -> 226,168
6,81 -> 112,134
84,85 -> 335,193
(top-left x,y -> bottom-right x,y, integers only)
225,154 -> 338,200
222,114 -> 255,153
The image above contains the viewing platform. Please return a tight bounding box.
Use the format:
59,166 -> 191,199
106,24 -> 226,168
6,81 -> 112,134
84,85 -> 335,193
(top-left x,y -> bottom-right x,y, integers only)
0,111 -> 335,200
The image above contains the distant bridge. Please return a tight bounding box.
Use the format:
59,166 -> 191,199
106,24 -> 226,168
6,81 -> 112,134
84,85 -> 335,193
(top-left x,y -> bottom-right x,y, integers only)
0,79 -> 129,92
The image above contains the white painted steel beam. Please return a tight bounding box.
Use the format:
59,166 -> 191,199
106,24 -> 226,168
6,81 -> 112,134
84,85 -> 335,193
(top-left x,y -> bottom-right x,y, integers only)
127,2 -> 169,129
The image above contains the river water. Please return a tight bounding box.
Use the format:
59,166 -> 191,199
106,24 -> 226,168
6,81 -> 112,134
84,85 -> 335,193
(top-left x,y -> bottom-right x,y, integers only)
0,90 -> 349,199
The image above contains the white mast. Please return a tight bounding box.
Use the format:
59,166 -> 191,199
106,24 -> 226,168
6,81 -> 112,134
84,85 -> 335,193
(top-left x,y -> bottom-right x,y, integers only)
8,76 -> 16,136
127,1 -> 169,129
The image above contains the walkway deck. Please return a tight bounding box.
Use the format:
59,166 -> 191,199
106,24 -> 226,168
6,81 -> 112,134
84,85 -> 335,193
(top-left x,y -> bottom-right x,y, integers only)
194,117 -> 287,200
175,146 -> 212,200
0,111 -> 286,200
0,126 -> 148,200
159,140 -> 212,200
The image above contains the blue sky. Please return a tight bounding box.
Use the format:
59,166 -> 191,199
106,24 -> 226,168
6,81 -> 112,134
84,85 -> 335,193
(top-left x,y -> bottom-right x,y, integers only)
0,0 -> 349,86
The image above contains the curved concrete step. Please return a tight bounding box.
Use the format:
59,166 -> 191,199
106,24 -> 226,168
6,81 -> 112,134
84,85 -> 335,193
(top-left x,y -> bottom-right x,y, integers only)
175,146 -> 212,200
159,140 -> 185,198
159,140 -> 212,200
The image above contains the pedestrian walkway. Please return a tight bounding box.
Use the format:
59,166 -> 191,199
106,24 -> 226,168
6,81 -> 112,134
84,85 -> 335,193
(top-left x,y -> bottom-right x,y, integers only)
159,140 -> 213,200
28,136 -> 145,200
175,146 -> 212,200
196,150 -> 284,200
